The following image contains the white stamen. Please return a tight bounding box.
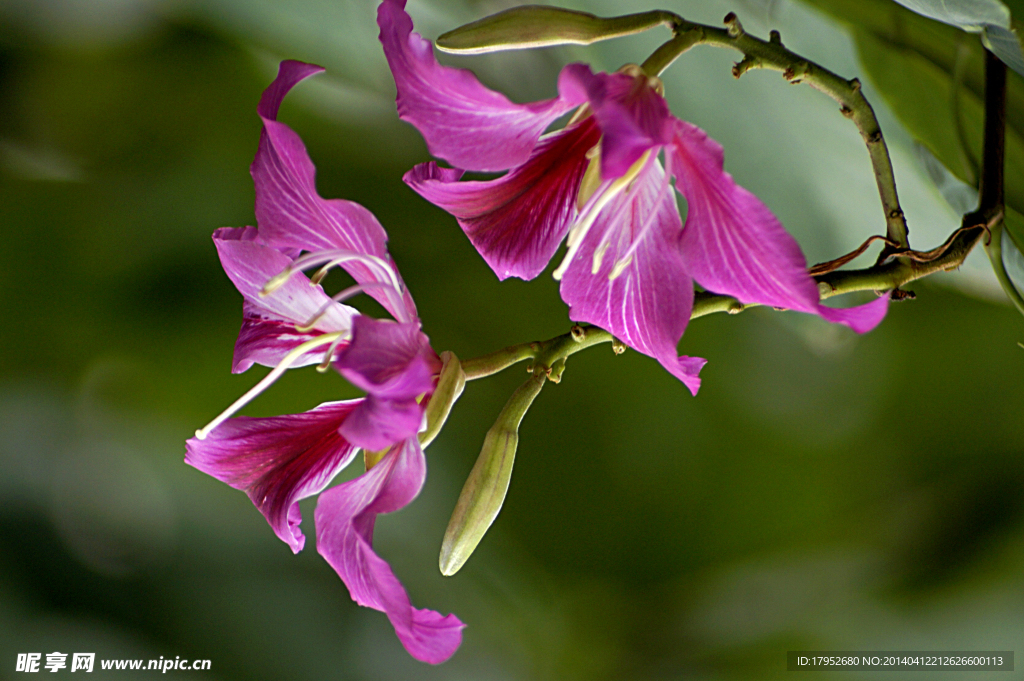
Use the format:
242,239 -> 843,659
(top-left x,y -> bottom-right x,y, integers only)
608,152 -> 673,280
592,241 -> 610,274
608,255 -> 633,280
316,333 -> 350,372
295,281 -> 392,333
262,249 -> 403,300
553,151 -> 652,281
194,332 -> 344,440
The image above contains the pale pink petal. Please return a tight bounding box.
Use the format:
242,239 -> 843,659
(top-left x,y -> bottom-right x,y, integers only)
213,227 -> 355,372
404,118 -> 601,280
378,0 -> 581,172
185,401 -> 361,553
251,63 -> 416,322
559,158 -> 705,393
670,120 -> 888,333
316,438 -> 464,664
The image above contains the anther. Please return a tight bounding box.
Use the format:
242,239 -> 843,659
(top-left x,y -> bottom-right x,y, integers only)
260,268 -> 293,297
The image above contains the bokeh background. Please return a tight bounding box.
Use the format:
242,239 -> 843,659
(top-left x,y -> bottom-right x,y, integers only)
2,0 -> 1023,678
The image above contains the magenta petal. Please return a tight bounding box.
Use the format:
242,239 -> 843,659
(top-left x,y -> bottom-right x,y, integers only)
559,159 -> 705,394
671,120 -> 888,333
335,316 -> 436,399
377,0 -> 580,172
213,227 -> 356,372
339,395 -> 424,452
316,438 -> 464,664
185,401 -> 362,553
404,119 -> 601,280
258,60 -> 325,120
560,64 -> 672,179
250,67 -> 416,322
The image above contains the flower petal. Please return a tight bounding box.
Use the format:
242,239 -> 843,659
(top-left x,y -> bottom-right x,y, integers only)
404,118 -> 601,280
378,0 -> 580,172
251,64 -> 417,322
559,158 -> 705,393
185,400 -> 362,553
560,64 -> 672,180
338,395 -> 424,453
670,120 -> 888,333
332,316 -> 436,451
213,227 -> 356,372
316,438 -> 464,664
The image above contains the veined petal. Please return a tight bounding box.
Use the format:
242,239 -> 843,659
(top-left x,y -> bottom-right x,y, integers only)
213,227 -> 356,372
316,438 -> 464,664
185,400 -> 362,553
251,63 -> 417,322
335,316 -> 437,399
339,395 -> 424,453
559,158 -> 705,394
404,118 -> 601,281
334,315 -> 437,451
378,0 -> 581,172
560,64 -> 672,180
232,304 -> 349,374
671,120 -> 888,333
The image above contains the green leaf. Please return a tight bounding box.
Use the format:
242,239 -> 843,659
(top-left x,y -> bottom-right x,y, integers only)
982,24 -> 1024,76
891,0 -> 1010,30
801,0 -> 1024,228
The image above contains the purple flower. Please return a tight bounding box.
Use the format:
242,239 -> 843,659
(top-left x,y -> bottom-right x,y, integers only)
379,0 -> 889,393
186,60 -> 462,664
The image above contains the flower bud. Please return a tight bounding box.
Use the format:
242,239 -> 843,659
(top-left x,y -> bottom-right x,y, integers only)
420,351 -> 467,449
436,6 -> 674,55
439,371 -> 545,576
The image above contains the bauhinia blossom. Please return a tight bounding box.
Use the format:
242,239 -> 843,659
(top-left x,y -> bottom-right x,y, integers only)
378,0 -> 890,393
185,60 -> 462,664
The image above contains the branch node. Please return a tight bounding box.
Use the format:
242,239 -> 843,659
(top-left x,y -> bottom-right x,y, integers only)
769,29 -> 782,45
732,55 -> 761,78
868,130 -> 883,144
840,105 -> 854,118
723,12 -> 743,38
891,288 -> 916,301
848,77 -> 862,92
570,324 -> 586,342
727,301 -> 745,314
611,338 -> 627,355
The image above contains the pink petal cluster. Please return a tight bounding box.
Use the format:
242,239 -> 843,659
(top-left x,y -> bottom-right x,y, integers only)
186,61 -> 462,664
379,0 -> 889,393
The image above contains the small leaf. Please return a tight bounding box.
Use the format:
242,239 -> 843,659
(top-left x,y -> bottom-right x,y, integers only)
982,24 -> 1024,76
914,142 -> 979,215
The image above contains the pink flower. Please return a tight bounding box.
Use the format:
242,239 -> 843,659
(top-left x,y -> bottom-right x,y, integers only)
379,0 -> 889,394
186,60 -> 462,664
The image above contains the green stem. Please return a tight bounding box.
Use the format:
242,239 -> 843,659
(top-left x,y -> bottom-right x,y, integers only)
641,12 -> 909,250
460,226 -> 987,380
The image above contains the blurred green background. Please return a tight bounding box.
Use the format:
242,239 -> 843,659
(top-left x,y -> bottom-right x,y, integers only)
1,0 -> 1023,678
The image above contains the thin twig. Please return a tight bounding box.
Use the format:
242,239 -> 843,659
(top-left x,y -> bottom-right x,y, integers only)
642,12 -> 909,250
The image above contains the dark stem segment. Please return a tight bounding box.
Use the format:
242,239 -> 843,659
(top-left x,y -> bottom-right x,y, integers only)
642,12 -> 909,250
978,50 -> 1006,219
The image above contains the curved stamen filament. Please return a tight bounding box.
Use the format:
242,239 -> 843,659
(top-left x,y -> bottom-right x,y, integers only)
295,281 -> 392,332
260,249 -> 402,298
316,334 -> 350,373
194,332 -> 345,440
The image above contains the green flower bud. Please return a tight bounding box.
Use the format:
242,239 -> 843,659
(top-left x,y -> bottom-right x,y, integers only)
420,351 -> 467,449
439,371 -> 546,576
436,6 -> 676,55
